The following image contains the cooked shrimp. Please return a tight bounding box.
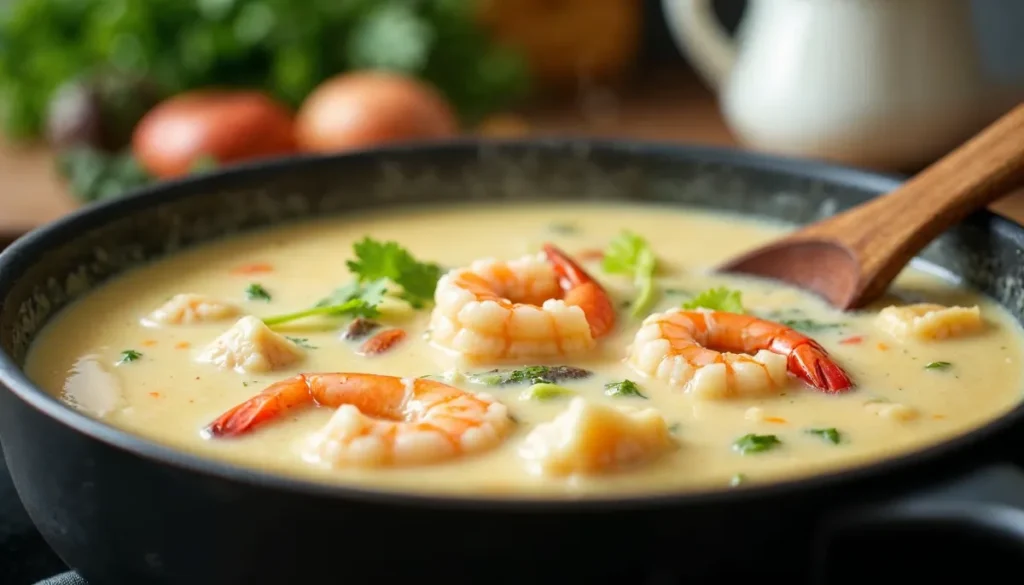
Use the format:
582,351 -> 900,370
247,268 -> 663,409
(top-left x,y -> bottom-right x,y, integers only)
429,243 -> 615,361
627,309 -> 853,399
205,373 -> 513,467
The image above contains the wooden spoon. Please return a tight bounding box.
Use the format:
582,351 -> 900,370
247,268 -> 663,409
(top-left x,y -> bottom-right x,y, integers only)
720,102 -> 1024,310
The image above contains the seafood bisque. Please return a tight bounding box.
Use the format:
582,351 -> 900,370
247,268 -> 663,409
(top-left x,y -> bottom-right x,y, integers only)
23,203 -> 1024,497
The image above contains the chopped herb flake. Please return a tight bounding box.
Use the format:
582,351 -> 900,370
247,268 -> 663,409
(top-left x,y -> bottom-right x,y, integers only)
346,237 -> 442,308
925,361 -> 952,371
604,379 -> 647,399
682,287 -> 745,313
245,283 -> 272,302
117,349 -> 142,364
733,433 -> 781,455
467,365 -> 592,386
730,473 -> 747,487
547,222 -> 578,235
285,337 -> 317,349
778,318 -> 845,333
520,383 -> 575,401
806,428 -> 841,444
602,230 -> 658,318
668,422 -> 681,434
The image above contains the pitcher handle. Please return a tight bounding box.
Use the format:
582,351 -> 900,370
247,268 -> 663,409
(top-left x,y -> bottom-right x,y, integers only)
661,0 -> 738,90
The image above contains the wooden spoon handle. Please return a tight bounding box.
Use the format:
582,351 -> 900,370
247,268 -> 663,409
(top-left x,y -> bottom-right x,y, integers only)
799,102 -> 1024,289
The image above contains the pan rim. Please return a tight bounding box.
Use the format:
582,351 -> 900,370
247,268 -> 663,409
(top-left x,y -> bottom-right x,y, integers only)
0,137 -> 1019,511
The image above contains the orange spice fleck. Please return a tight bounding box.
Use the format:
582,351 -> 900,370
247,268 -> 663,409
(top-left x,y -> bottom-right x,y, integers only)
576,249 -> 605,262
175,341 -> 191,349
877,342 -> 889,351
764,416 -> 788,424
231,262 -> 274,275
148,392 -> 162,398
840,336 -> 864,345
141,339 -> 158,347
932,414 -> 946,420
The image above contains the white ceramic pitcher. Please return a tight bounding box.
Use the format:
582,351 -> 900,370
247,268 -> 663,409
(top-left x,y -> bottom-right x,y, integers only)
662,0 -> 1022,170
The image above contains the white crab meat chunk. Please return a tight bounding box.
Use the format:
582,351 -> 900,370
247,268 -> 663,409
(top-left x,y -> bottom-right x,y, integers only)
875,303 -> 983,342
196,316 -> 304,374
518,397 -> 675,476
145,293 -> 240,326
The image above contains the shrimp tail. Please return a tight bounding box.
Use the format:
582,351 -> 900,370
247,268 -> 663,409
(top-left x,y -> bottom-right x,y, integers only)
205,375 -> 314,437
542,243 -> 595,288
789,343 -> 854,393
542,243 -> 616,338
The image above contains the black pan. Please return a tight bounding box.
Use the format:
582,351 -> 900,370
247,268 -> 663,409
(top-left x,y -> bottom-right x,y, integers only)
1,140 -> 1023,585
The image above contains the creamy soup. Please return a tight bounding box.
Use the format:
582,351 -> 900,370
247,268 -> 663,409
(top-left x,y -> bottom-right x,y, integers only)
24,203 -> 1024,497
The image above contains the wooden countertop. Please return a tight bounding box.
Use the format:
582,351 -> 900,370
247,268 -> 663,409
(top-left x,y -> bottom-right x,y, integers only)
2,68 -> 1022,244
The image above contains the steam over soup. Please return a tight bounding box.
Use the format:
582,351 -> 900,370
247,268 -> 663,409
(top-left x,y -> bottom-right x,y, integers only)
24,203 -> 1024,496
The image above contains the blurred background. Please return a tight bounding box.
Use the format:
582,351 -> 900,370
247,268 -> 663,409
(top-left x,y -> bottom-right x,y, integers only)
0,0 -> 1022,242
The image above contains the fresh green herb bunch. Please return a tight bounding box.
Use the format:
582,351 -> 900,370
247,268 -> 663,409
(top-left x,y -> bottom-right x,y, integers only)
0,0 -> 530,140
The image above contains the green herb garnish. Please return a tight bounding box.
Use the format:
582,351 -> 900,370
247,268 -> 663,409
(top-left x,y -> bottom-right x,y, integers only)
604,379 -> 647,399
285,337 -> 317,349
602,230 -> 658,318
117,349 -> 142,365
733,434 -> 781,455
682,286 -> 745,313
245,283 -> 272,302
806,428 -> 842,445
346,237 -> 442,308
925,361 -> 952,371
261,237 -> 441,327
467,365 -> 592,386
547,222 -> 578,235
730,473 -> 747,487
779,319 -> 845,333
668,422 -> 681,434
520,383 -> 575,401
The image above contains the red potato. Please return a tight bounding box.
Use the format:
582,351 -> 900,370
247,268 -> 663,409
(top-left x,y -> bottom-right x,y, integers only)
132,90 -> 297,179
295,71 -> 459,153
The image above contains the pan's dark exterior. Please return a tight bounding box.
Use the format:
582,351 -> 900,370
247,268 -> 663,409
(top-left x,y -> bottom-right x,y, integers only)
1,141 -> 1023,584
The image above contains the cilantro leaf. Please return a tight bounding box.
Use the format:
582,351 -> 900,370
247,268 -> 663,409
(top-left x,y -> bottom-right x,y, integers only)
604,379 -> 647,399
733,434 -> 781,455
117,349 -> 142,365
346,237 -> 442,308
245,283 -> 272,302
806,428 -> 842,445
602,230 -> 658,317
682,287 -> 745,313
